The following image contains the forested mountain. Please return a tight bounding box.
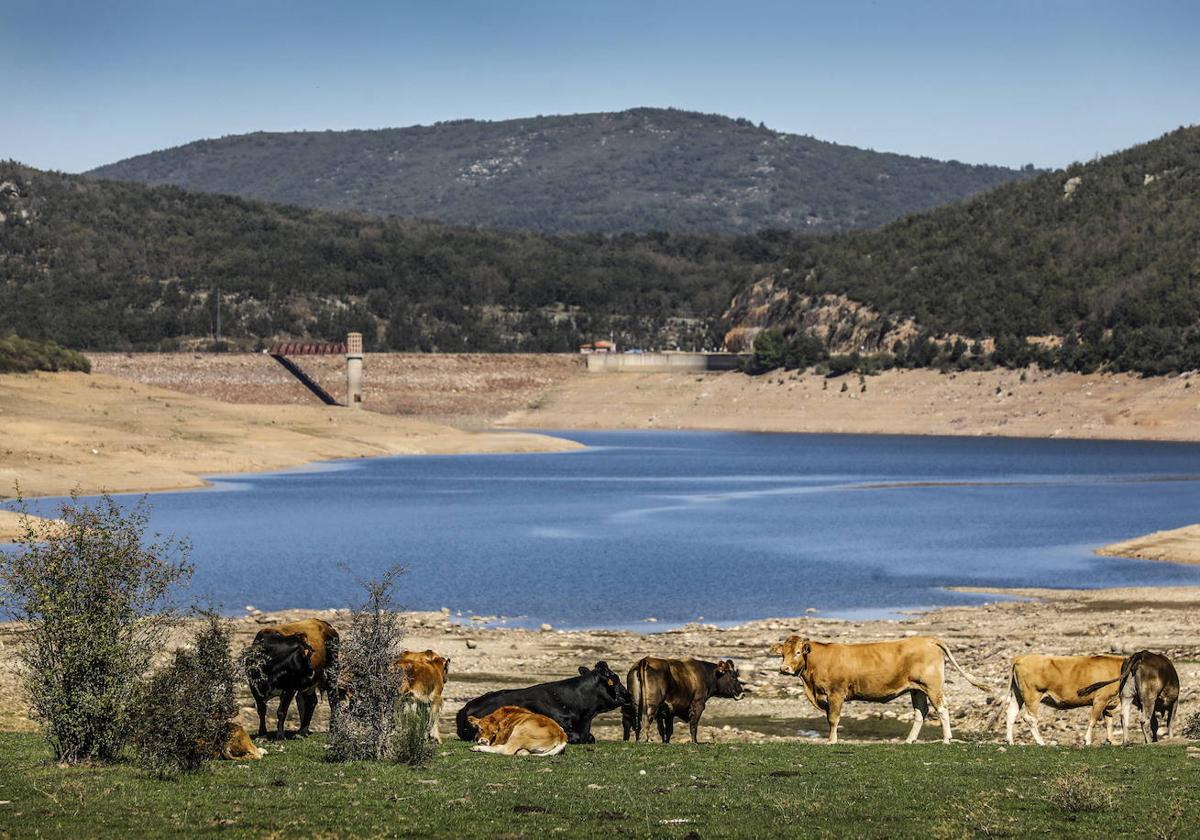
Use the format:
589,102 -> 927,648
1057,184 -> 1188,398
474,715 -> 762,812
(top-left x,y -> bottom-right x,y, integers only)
87,108 -> 1032,234
725,125 -> 1200,375
0,162 -> 788,352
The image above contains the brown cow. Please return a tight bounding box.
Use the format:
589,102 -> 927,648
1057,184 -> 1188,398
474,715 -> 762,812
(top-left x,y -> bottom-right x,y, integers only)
246,618 -> 340,739
467,705 -> 568,756
397,649 -> 451,743
219,722 -> 266,760
622,657 -> 745,743
1115,651 -> 1180,744
1004,653 -> 1123,745
771,635 -> 990,743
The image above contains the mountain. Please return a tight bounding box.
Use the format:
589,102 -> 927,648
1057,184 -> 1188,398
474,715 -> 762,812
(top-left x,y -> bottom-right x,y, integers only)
0,162 -> 788,352
86,108 -> 1033,234
723,125 -> 1200,374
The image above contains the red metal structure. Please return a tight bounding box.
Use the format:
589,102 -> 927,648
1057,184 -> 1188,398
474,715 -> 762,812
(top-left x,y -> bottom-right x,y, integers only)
266,341 -> 347,406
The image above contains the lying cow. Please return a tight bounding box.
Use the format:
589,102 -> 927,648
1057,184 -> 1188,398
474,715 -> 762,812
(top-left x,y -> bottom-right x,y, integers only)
1110,651 -> 1179,743
397,649 -> 451,743
468,706 -> 568,756
219,722 -> 266,761
622,657 -> 745,743
1004,653 -> 1123,745
245,618 -> 340,739
456,661 -> 632,744
772,635 -> 991,743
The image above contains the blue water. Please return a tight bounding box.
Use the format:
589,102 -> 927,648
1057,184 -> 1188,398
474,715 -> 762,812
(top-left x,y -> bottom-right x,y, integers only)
7,430 -> 1200,629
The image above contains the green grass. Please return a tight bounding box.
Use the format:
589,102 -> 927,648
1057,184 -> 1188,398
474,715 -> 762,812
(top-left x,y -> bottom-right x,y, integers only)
0,732 -> 1197,838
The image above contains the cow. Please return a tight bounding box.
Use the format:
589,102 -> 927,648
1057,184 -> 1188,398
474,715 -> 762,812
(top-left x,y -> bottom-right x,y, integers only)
1003,653 -> 1124,745
219,722 -> 266,761
622,657 -> 745,743
771,635 -> 991,744
245,618 -> 340,739
467,705 -> 568,756
397,649 -> 451,743
456,661 -> 632,744
1110,651 -> 1180,744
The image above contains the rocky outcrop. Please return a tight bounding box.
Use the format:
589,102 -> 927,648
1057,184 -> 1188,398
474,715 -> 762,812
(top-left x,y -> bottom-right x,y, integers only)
722,274 -> 919,354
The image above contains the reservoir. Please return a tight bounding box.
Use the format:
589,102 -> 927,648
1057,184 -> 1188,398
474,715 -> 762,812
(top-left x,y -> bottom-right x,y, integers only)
8,430 -> 1200,629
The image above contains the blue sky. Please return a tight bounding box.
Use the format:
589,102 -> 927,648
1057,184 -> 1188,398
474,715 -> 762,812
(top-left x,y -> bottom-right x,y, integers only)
3,0 -> 1198,173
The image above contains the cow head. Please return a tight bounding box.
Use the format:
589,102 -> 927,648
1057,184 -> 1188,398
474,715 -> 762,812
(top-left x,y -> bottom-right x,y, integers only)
583,660 -> 633,707
714,659 -> 746,700
771,636 -> 810,676
467,714 -> 500,747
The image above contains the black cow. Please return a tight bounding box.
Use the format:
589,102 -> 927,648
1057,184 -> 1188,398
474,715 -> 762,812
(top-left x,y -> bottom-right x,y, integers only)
244,618 -> 339,739
456,661 -> 632,744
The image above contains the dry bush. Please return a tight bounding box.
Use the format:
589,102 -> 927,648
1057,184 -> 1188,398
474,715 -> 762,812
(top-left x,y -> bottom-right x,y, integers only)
390,700 -> 435,767
1044,767 -> 1115,813
0,494 -> 191,763
932,791 -> 1013,839
1148,799 -> 1188,840
326,565 -> 408,762
130,615 -> 238,776
1181,710 -> 1200,741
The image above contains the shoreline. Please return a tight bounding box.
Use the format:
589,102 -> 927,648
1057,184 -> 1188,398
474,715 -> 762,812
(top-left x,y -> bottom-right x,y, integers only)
3,584 -> 1197,740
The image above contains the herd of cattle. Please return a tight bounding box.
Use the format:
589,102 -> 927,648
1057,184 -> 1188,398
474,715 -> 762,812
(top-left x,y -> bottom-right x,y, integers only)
219,618 -> 1182,759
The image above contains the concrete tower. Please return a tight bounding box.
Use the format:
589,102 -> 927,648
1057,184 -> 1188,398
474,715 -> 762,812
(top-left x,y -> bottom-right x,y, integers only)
346,332 -> 363,408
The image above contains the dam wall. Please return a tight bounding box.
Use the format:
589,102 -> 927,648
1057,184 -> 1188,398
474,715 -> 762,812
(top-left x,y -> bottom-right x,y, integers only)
584,352 -> 748,373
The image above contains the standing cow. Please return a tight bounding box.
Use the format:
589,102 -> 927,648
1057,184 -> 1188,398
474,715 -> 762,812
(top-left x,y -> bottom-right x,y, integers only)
456,661 -> 632,744
1112,651 -> 1180,743
622,657 -> 745,743
397,649 -> 451,742
245,618 -> 340,739
771,635 -> 991,743
1004,653 -> 1123,745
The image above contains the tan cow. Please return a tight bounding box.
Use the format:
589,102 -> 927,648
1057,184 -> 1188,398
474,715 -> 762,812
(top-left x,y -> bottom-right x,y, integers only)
397,649 -> 451,743
771,635 -> 991,743
219,722 -> 266,760
467,705 -> 568,756
1004,653 -> 1123,745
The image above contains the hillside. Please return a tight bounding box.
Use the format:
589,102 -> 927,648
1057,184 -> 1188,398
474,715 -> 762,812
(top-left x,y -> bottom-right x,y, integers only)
724,125 -> 1200,374
86,108 -> 1032,234
0,162 -> 787,351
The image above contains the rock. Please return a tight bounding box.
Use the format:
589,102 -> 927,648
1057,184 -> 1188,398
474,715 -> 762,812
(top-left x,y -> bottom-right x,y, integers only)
539,623 -> 553,632
465,639 -> 478,649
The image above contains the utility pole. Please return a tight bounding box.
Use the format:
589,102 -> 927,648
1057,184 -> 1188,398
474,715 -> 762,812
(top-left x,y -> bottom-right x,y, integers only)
215,286 -> 221,342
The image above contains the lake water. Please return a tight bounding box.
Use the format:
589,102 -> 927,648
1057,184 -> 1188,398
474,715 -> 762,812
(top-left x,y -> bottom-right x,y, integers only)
7,430 -> 1200,629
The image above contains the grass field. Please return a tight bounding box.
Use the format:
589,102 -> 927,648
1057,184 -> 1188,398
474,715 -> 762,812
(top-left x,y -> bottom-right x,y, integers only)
1,733 -> 1197,838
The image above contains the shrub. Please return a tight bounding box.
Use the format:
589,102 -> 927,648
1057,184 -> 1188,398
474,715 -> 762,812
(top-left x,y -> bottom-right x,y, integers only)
1181,710 -> 1200,740
130,615 -> 238,776
326,565 -> 408,762
0,495 -> 192,763
391,700 -> 435,767
1044,768 -> 1115,813
0,334 -> 91,374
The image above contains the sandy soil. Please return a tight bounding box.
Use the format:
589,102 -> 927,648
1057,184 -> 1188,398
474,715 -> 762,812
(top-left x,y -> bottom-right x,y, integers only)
88,353 -> 583,429
1,586 -> 1196,742
1098,525 -> 1200,565
500,367 -> 1200,441
0,371 -> 580,501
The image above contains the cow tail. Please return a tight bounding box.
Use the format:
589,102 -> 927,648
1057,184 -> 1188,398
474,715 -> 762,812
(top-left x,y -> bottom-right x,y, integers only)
636,658 -> 650,739
936,641 -> 993,692
1116,650 -> 1142,699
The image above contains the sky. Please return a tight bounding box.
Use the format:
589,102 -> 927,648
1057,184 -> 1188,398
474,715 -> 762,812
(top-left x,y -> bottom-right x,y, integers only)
3,0 -> 1198,173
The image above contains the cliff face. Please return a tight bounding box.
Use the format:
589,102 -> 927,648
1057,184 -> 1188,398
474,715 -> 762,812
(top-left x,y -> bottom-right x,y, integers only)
722,274 -> 918,354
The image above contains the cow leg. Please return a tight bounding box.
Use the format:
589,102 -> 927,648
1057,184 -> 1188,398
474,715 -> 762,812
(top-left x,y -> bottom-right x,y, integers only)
1143,687 -> 1159,743
825,694 -> 844,744
253,692 -> 269,739
1005,694 -> 1021,745
276,689 -> 295,739
430,695 -> 444,743
621,705 -> 634,742
907,692 -> 928,744
1021,700 -> 1045,746
1119,695 -> 1135,745
660,709 -> 674,744
297,691 -> 316,737
1166,702 -> 1177,739
688,701 -> 706,744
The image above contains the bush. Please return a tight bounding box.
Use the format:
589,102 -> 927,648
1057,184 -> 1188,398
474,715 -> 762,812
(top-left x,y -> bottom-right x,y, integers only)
0,334 -> 91,374
390,700 -> 435,767
130,615 -> 238,776
1181,710 -> 1200,740
1044,768 -> 1115,813
0,495 -> 191,763
326,566 -> 408,763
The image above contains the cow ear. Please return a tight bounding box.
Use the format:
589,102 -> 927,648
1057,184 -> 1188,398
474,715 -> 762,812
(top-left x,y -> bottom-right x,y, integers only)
769,642 -> 784,656
579,666 -> 591,676
716,660 -> 729,672
801,642 -> 812,658
725,659 -> 736,671
467,716 -> 480,727
595,660 -> 609,672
